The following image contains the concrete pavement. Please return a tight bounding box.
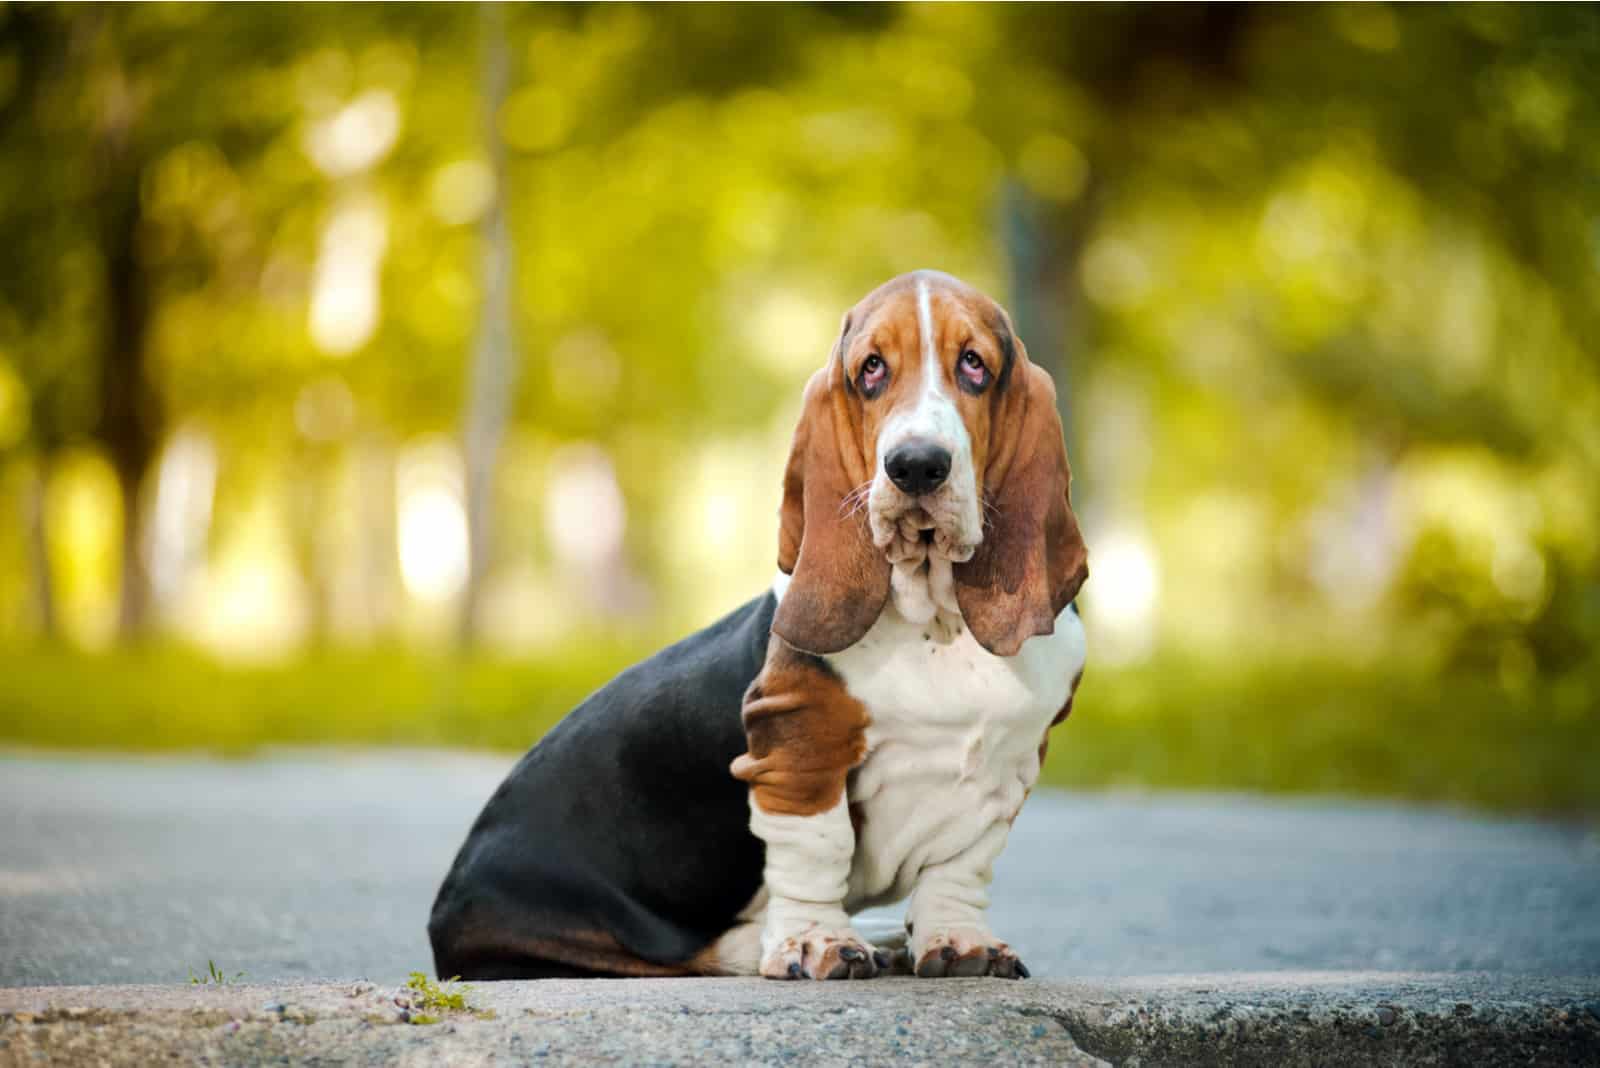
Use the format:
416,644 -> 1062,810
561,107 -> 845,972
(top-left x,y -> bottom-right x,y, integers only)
2,973 -> 1597,1066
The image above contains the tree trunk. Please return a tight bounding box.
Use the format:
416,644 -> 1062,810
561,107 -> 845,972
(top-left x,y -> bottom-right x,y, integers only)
458,1 -> 520,648
97,123 -> 161,642
999,176 -> 1100,501
23,456 -> 58,639
289,446 -> 334,646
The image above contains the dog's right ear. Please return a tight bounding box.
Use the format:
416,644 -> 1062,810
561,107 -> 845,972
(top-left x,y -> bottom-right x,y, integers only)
772,334 -> 891,655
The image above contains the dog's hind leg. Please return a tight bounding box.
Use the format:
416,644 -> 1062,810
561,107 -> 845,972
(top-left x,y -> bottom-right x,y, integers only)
686,888 -> 767,976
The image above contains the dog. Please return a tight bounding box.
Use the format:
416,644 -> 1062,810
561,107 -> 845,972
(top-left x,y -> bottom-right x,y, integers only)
429,270 -> 1088,981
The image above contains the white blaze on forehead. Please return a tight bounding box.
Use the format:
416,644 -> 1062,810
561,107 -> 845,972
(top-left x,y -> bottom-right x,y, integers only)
897,278 -> 964,444
917,279 -> 937,374
873,278 -> 973,481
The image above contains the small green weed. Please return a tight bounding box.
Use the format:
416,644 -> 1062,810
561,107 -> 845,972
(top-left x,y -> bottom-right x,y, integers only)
189,960 -> 245,985
403,971 -> 494,1024
405,971 -> 466,1012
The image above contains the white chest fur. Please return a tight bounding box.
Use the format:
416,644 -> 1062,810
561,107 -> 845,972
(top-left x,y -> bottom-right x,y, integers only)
770,572 -> 1086,914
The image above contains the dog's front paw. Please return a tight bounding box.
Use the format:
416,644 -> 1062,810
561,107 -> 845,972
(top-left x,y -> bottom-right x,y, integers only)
911,928 -> 1028,979
761,928 -> 888,981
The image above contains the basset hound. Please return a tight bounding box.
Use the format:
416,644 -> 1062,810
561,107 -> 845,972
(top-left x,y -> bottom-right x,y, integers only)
429,270 -> 1088,981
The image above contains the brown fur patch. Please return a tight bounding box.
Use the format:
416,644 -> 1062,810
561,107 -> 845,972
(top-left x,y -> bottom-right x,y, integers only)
731,636 -> 870,817
450,924 -> 694,978
1054,666 -> 1085,728
684,932 -> 748,977
1038,667 -> 1086,768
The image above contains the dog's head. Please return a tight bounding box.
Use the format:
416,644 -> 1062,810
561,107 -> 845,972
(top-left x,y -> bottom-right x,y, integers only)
773,270 -> 1087,657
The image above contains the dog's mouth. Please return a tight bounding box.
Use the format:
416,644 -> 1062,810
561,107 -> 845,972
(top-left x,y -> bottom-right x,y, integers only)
870,502 -> 976,565
901,508 -> 937,544
874,500 -> 971,630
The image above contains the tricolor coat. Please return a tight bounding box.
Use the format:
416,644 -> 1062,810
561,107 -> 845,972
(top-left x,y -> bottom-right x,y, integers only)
430,271 -> 1088,981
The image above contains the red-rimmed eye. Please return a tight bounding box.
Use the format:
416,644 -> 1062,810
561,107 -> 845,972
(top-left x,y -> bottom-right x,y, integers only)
860,354 -> 888,394
959,350 -> 989,390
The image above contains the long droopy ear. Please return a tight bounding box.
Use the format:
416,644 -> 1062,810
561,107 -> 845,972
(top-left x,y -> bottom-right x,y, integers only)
953,354 -> 1088,657
771,361 -> 891,655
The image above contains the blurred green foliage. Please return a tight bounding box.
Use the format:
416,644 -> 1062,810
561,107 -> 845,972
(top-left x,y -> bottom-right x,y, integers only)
0,640 -> 647,755
0,4 -> 1596,811
1,643 -> 1592,815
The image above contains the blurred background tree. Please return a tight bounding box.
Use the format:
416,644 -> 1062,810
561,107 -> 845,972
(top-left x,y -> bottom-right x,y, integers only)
0,3 -> 1594,812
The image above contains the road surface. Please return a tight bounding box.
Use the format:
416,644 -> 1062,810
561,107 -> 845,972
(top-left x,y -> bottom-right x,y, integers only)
2,749 -> 1597,987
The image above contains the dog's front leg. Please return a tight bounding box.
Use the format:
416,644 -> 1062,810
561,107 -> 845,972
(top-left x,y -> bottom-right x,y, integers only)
905,820 -> 1028,978
731,637 -> 884,980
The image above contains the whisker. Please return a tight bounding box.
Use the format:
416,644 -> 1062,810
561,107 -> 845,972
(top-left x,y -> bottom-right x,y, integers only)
836,479 -> 875,519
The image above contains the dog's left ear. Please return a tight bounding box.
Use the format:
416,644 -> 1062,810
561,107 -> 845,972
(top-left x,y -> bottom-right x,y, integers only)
954,351 -> 1088,657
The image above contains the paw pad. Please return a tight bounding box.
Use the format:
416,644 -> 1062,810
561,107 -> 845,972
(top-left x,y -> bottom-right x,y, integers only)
761,929 -> 883,981
911,931 -> 1027,979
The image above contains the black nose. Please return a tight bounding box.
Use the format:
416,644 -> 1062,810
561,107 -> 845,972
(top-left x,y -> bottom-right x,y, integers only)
884,441 -> 952,496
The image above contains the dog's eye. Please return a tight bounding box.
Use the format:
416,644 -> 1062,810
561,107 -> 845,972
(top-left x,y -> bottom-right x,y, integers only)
958,350 -> 989,390
860,354 -> 888,395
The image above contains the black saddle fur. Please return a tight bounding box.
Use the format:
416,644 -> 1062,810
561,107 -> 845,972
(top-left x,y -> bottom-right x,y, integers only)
428,593 -> 774,979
